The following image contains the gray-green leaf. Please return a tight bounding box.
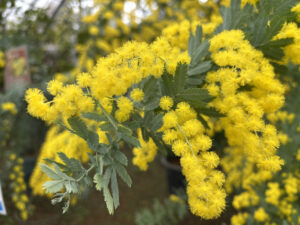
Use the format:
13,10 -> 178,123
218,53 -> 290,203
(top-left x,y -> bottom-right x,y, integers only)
43,180 -> 64,193
40,164 -> 61,180
94,173 -> 103,191
114,163 -> 132,187
111,170 -> 120,209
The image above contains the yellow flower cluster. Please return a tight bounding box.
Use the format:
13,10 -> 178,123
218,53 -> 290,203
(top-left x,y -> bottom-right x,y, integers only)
26,84 -> 94,123
265,182 -> 281,206
1,102 -> 17,115
89,39 -> 190,100
292,3 -> 300,22
160,102 -> 225,219
115,96 -> 134,122
230,169 -> 300,223
9,154 -> 31,220
162,19 -> 222,50
89,26 -> 99,36
254,207 -> 269,222
29,126 -> 90,195
169,194 -> 183,204
25,38 -> 190,124
0,114 -> 15,147
73,0 -> 216,75
159,96 -> 173,111
267,174 -> 300,222
25,1 -> 298,220
230,171 -> 300,223
267,111 -> 295,124
284,174 -> 299,202
207,30 -> 285,172
132,129 -> 158,171
206,28 -> 298,224
0,51 -> 5,68
130,88 -> 144,103
225,103 -> 300,224
232,190 -> 259,210
275,23 -> 300,65
231,212 -> 249,225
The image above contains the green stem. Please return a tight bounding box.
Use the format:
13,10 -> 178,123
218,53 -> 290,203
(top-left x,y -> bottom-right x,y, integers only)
76,165 -> 95,182
176,122 -> 196,156
97,101 -> 118,130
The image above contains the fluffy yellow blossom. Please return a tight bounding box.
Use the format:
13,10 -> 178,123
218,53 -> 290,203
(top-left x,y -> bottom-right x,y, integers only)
181,119 -> 203,137
26,84 -> 94,123
24,2 -> 296,220
284,175 -> 299,200
233,192 -> 254,209
162,129 -> 178,145
17,158 -> 24,164
160,102 -> 225,219
0,51 -> 5,68
10,154 -> 16,161
77,72 -> 92,87
81,12 -> 99,23
278,132 -> 289,145
208,30 -> 284,171
115,97 -> 134,122
266,182 -> 281,206
97,128 -> 108,144
231,213 -> 249,225
30,126 -> 91,196
162,20 -> 222,50
161,111 -> 178,129
54,73 -> 68,82
130,88 -> 144,102
103,11 -> 114,20
113,2 -> 123,11
292,3 -> 300,22
160,96 -> 174,111
96,40 -> 112,53
275,23 -> 300,65
47,80 -> 63,96
1,102 -> 17,114
21,211 -> 28,220
169,194 -> 184,204
279,200 -> 293,219
267,111 -> 295,124
10,156 -> 31,220
172,140 -> 189,156
257,156 -> 284,172
26,38 -> 189,124
132,129 -> 158,171
254,207 -> 269,222
201,152 -> 220,169
89,26 -> 99,35
9,173 -> 16,180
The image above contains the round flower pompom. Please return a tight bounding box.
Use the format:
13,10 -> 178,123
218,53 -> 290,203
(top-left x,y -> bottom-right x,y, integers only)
130,88 -> 144,102
89,26 -> 99,35
47,80 -> 63,96
254,207 -> 269,222
160,96 -> 173,111
9,154 -> 16,161
117,96 -> 134,114
77,72 -> 91,88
